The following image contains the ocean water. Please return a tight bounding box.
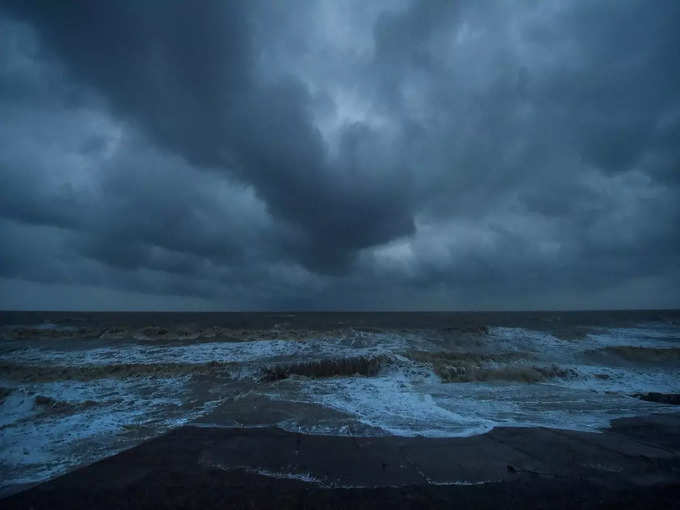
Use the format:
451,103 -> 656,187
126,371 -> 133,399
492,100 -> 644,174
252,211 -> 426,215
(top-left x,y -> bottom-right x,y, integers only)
1,310 -> 679,490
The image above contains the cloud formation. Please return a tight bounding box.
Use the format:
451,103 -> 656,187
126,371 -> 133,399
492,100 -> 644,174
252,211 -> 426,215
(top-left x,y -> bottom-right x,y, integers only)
0,0 -> 679,310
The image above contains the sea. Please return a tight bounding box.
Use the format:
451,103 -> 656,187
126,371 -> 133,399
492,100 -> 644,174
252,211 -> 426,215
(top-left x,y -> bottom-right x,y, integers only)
1,310 -> 679,491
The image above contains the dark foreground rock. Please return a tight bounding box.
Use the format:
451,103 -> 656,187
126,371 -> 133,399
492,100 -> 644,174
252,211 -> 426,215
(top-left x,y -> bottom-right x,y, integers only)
3,414 -> 680,509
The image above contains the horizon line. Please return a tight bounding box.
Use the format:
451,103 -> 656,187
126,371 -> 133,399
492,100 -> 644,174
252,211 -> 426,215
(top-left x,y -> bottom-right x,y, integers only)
1,308 -> 679,314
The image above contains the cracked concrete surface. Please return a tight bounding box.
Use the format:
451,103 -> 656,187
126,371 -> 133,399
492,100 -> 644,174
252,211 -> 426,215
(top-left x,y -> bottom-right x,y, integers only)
3,413 -> 680,508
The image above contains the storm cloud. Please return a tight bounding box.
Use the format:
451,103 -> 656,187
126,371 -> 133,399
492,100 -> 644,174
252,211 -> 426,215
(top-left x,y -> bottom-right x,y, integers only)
0,0 -> 678,310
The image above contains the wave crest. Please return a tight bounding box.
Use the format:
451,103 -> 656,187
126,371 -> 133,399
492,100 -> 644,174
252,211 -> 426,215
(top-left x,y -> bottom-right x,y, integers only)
261,356 -> 384,382
433,363 -> 578,383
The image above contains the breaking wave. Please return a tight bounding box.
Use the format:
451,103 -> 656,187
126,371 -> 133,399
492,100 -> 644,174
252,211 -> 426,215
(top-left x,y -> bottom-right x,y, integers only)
261,356 -> 384,382
2,318 -> 680,490
433,363 -> 578,383
403,350 -> 576,383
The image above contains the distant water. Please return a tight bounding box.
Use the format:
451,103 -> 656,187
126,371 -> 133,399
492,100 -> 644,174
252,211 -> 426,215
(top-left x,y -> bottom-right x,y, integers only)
1,310 -> 679,490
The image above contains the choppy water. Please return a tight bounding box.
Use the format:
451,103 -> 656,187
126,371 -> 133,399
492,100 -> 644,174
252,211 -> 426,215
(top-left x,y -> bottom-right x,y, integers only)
1,311 -> 679,490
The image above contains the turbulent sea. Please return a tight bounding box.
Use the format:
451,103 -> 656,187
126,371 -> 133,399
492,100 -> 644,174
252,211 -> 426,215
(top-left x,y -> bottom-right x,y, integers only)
1,310 -> 679,491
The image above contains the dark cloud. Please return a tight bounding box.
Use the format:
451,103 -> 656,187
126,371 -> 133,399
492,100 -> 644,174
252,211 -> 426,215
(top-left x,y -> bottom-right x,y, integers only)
0,0 -> 678,310
1,0 -> 415,274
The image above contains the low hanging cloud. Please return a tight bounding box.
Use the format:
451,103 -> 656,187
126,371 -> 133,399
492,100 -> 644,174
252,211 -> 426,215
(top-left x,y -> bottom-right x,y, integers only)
0,0 -> 678,310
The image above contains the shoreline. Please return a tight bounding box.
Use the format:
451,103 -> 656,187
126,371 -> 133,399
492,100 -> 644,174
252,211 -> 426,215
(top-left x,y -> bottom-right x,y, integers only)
3,412 -> 680,508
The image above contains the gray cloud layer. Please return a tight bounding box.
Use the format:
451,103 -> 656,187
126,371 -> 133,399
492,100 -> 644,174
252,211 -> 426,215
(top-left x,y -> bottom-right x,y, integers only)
0,0 -> 679,310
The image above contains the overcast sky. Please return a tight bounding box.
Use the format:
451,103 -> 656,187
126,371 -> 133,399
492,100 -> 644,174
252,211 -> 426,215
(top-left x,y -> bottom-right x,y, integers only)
0,0 -> 678,311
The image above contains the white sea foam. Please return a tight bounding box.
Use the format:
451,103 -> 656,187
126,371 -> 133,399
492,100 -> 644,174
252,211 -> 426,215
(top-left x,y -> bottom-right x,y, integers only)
250,468 -> 326,485
0,340 -> 303,366
557,364 -> 680,394
486,327 -> 578,362
0,375 -> 221,488
288,370 -> 495,437
246,467 -> 498,488
264,350 -> 680,438
0,389 -> 38,427
425,478 -> 498,486
0,332 -> 408,368
585,325 -> 680,349
207,461 -> 328,485
2,322 -> 679,490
